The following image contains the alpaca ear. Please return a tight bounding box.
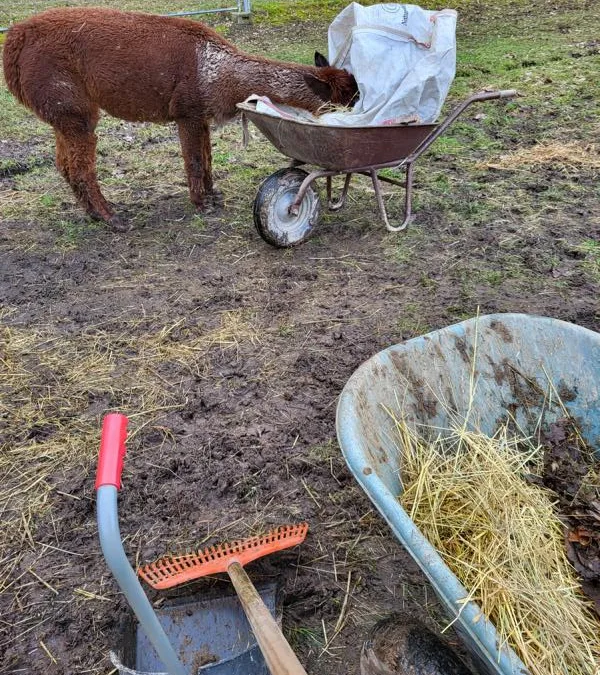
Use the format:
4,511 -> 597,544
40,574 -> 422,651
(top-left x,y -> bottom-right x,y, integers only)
314,51 -> 330,68
304,73 -> 332,102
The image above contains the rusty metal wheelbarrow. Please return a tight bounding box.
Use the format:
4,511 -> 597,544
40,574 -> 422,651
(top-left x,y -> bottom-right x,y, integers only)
237,90 -> 516,247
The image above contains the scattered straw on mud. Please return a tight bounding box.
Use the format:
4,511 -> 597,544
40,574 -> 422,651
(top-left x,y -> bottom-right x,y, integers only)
391,417 -> 600,675
484,141 -> 600,172
0,308 -> 259,596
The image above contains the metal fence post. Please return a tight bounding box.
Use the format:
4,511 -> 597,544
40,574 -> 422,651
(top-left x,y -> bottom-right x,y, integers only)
235,0 -> 253,24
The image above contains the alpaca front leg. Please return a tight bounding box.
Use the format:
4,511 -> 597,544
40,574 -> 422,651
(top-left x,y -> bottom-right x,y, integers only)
177,119 -> 223,212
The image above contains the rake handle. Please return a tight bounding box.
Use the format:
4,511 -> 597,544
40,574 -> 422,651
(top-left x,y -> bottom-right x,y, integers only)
227,562 -> 309,675
96,413 -> 128,489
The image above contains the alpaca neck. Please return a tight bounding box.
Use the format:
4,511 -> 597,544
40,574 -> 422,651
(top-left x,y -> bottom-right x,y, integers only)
232,58 -> 311,105
196,40 -> 323,118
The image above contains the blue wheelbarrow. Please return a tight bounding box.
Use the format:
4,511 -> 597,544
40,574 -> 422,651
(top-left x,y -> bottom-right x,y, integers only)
336,313 -> 600,675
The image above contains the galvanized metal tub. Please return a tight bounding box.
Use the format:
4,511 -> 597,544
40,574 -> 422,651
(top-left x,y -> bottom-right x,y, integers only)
336,313 -> 600,675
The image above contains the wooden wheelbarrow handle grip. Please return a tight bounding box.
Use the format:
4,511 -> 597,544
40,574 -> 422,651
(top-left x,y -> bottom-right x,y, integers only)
227,562 -> 309,675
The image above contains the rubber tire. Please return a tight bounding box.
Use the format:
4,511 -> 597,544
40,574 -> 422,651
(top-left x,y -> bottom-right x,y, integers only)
253,168 -> 321,248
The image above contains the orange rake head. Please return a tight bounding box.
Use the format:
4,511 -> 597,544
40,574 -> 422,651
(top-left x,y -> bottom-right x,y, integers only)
139,523 -> 309,590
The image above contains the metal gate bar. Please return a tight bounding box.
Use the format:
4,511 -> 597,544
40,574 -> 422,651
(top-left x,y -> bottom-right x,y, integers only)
165,0 -> 249,18
0,1 -> 252,32
164,7 -> 239,17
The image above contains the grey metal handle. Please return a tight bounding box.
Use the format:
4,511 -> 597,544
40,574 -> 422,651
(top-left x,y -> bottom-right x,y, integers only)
96,460 -> 188,675
406,89 -> 519,162
97,487 -> 187,675
96,414 -> 186,673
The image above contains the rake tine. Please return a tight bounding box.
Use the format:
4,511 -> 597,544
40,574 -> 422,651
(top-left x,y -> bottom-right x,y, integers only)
138,522 -> 309,590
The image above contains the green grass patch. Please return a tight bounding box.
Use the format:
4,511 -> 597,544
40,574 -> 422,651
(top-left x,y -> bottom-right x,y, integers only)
0,87 -> 46,140
252,0 -> 384,25
579,239 -> 600,281
54,218 -> 101,249
396,302 -> 432,337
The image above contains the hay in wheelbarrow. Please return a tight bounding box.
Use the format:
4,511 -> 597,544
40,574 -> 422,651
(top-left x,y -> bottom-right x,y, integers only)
336,313 -> 600,674
390,415 -> 600,675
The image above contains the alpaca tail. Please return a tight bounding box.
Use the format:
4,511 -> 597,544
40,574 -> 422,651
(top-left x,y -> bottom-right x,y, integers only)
3,24 -> 29,105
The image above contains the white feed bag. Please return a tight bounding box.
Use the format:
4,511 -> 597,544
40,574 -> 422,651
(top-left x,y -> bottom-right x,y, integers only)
248,2 -> 457,127
321,2 -> 457,126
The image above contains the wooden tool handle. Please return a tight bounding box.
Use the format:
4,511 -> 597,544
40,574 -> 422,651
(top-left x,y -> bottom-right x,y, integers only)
227,562 -> 309,675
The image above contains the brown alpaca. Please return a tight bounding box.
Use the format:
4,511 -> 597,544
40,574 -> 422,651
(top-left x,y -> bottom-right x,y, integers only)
3,7 -> 357,231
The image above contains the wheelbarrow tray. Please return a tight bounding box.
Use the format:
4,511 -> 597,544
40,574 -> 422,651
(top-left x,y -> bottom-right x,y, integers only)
336,313 -> 600,675
237,103 -> 436,171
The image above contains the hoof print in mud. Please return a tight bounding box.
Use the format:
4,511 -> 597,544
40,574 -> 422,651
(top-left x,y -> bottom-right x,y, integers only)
360,613 -> 474,675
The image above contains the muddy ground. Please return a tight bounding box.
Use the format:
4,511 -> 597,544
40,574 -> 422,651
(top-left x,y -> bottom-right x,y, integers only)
1,0 -> 599,673
2,184 -> 489,674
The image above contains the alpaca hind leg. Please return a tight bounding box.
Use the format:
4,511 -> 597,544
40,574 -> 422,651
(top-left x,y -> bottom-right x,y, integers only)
23,73 -> 127,231
19,66 -> 126,229
54,124 -> 113,223
55,131 -> 72,183
59,125 -> 128,232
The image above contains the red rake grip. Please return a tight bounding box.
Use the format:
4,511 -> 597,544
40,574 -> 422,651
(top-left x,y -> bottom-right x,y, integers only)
95,413 -> 128,490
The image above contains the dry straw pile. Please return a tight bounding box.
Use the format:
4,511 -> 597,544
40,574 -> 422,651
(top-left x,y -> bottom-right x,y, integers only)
485,141 -> 600,173
392,417 -> 600,675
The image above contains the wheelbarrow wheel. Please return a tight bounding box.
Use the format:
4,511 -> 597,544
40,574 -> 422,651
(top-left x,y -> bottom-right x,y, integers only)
253,168 -> 321,248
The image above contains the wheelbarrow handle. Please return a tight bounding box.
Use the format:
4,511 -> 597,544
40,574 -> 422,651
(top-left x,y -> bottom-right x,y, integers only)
406,89 -> 519,162
95,413 -> 128,489
474,89 -> 518,100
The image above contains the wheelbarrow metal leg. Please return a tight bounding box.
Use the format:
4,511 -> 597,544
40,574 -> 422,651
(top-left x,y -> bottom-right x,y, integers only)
370,164 -> 414,232
327,173 -> 353,211
289,169 -> 330,216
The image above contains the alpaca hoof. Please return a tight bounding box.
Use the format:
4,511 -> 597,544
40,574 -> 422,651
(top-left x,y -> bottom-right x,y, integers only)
197,193 -> 223,215
87,208 -> 131,232
108,214 -> 132,232
209,189 -> 224,208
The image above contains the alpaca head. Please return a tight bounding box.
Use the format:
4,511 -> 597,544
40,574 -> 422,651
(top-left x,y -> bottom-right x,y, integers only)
304,51 -> 359,109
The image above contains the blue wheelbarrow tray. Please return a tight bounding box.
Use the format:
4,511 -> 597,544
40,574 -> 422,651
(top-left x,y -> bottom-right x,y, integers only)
336,313 -> 600,675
